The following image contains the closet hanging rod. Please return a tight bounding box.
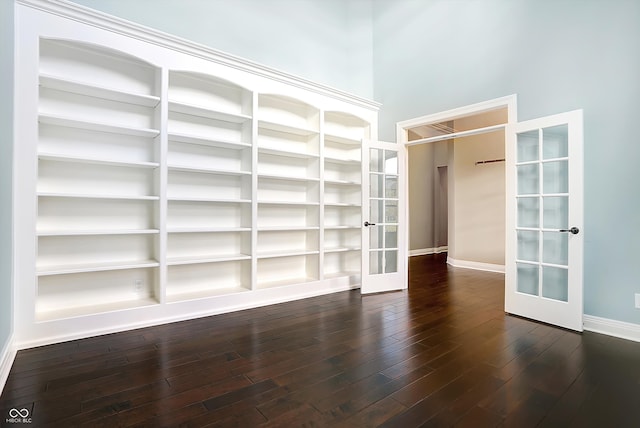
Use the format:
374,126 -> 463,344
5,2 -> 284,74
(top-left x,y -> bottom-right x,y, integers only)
475,158 -> 505,165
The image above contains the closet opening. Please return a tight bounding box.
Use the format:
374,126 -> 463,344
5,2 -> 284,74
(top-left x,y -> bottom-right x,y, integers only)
402,101 -> 513,281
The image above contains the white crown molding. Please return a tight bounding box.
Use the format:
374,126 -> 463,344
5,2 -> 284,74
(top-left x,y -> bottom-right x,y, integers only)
16,0 -> 381,111
583,315 -> 640,343
447,257 -> 505,274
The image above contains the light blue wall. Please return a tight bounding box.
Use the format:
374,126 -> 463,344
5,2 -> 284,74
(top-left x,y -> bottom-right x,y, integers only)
373,0 -> 640,324
1,0 -> 15,352
69,0 -> 373,98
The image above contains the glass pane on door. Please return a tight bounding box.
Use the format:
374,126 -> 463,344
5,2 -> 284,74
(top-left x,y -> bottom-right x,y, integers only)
368,148 -> 398,275
515,122 -> 573,301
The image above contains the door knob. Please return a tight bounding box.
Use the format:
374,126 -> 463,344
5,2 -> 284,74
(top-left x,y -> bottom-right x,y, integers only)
559,227 -> 579,235
364,221 -> 376,227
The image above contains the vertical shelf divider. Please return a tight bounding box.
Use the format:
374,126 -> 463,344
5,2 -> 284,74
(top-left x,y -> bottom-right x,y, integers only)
156,66 -> 169,304
250,91 -> 259,291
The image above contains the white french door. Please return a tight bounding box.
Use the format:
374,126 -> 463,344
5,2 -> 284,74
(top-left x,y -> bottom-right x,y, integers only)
361,140 -> 407,294
505,110 -> 584,331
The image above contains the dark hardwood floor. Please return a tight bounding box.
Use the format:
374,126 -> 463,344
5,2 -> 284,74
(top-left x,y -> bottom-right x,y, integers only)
3,253 -> 640,427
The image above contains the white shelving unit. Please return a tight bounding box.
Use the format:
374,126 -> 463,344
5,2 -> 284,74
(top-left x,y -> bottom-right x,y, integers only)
322,112 -> 370,281
256,95 -> 321,288
166,71 -> 253,301
14,1 -> 379,347
36,38 -> 161,321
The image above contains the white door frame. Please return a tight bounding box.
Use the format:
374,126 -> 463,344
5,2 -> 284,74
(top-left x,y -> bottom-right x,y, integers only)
395,94 -> 518,285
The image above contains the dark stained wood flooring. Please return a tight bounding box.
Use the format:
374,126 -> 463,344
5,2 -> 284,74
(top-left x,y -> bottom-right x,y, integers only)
3,253 -> 640,427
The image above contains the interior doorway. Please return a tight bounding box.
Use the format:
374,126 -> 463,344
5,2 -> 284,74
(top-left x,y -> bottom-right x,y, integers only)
402,99 -> 514,274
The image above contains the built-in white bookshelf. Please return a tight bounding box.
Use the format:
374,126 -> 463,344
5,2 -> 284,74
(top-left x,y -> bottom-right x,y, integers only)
166,72 -> 253,301
15,1 -> 379,346
36,38 -> 161,321
322,112 -> 369,281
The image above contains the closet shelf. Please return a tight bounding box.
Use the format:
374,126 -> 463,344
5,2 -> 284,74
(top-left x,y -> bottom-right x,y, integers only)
37,259 -> 159,276
167,254 -> 252,266
168,100 -> 251,123
39,73 -> 160,107
168,132 -> 251,150
38,153 -> 159,169
39,113 -> 160,138
37,192 -> 160,201
258,120 -> 319,136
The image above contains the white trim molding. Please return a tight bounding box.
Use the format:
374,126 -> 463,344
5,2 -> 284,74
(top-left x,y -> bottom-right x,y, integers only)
583,315 -> 640,343
409,246 -> 448,257
0,335 -> 16,394
447,257 -> 505,274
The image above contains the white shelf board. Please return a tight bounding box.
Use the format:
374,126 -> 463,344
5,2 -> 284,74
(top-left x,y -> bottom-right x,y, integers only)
40,73 -> 160,107
37,259 -> 159,276
39,153 -> 159,169
258,173 -> 320,182
39,113 -> 160,138
257,250 -> 320,259
256,276 -> 318,290
324,157 -> 361,165
324,133 -> 361,146
166,286 -> 251,303
324,247 -> 361,253
323,202 -> 361,207
167,227 -> 251,233
168,164 -> 251,176
37,229 -> 160,236
258,226 -> 319,231
257,200 -> 320,206
168,132 -> 251,150
258,120 -> 318,136
168,100 -> 251,123
38,192 -> 160,201
324,179 -> 361,186
36,297 -> 159,322
167,197 -> 251,203
258,146 -> 319,159
324,225 -> 361,230
167,254 -> 251,266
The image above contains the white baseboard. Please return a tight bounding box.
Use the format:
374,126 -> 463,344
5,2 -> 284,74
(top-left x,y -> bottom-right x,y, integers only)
447,257 -> 505,273
583,315 -> 640,343
409,246 -> 448,257
0,334 -> 16,395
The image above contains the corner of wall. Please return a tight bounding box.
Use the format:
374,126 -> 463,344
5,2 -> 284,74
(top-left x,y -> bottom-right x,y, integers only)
0,0 -> 16,395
